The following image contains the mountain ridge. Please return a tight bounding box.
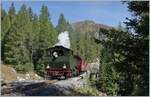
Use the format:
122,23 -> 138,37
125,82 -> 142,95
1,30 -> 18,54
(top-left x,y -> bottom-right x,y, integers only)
71,20 -> 113,33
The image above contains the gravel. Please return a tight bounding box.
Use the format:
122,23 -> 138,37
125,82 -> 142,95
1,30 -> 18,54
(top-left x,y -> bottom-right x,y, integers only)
2,62 -> 93,96
1,73 -> 88,96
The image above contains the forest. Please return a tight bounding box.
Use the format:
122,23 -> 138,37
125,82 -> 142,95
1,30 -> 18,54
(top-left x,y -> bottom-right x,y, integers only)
1,1 -> 149,96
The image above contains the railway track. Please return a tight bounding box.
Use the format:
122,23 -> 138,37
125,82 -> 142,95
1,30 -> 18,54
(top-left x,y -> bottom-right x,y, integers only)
1,80 -> 58,96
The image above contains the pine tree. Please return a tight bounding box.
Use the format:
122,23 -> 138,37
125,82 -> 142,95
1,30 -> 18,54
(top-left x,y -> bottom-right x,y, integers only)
2,3 -> 16,42
78,33 -> 86,58
98,2 -> 149,95
17,4 -> 33,65
39,5 -> 57,49
8,3 -> 16,24
35,5 -> 58,76
1,8 -> 7,21
3,23 -> 30,69
1,12 -> 10,41
1,9 -> 11,60
27,7 -> 34,64
4,4 -> 33,73
2,3 -> 16,60
70,30 -> 80,55
56,13 -> 68,33
124,1 -> 149,95
28,7 -> 34,21
32,14 -> 40,69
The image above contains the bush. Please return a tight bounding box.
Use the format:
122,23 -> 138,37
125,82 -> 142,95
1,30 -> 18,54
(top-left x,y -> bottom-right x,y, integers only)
73,78 -> 104,96
75,85 -> 100,96
14,63 -> 33,73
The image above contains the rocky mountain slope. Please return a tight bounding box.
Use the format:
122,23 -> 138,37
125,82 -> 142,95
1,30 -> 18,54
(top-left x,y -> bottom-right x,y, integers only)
72,20 -> 113,33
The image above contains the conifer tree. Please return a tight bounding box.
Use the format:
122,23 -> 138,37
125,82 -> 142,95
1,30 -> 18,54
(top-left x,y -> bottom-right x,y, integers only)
1,9 -> 7,21
39,5 -> 57,50
8,3 -> 16,24
1,9 -> 10,60
1,12 -> 10,41
4,4 -> 33,72
32,14 -> 40,69
28,7 -> 34,21
17,4 -> 33,65
98,1 -> 149,95
124,1 -> 149,95
56,13 -> 68,33
35,5 -> 58,75
1,4 -> 16,60
3,23 -> 30,69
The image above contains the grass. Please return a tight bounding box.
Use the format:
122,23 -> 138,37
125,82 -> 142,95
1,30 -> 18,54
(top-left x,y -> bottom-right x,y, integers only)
71,78 -> 106,96
74,85 -> 100,96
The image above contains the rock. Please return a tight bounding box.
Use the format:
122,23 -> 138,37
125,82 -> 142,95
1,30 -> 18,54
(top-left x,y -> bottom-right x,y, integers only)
1,79 -> 7,87
17,76 -> 25,81
1,65 -> 17,80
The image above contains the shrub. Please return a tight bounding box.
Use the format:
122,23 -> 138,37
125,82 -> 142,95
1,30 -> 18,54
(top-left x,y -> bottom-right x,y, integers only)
14,63 -> 33,73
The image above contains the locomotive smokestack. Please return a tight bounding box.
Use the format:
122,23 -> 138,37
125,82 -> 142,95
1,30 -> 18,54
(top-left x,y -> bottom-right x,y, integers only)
54,31 -> 70,49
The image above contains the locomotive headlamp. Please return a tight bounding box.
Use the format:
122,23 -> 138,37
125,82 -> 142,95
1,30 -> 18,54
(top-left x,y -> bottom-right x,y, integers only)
46,65 -> 50,69
63,64 -> 66,69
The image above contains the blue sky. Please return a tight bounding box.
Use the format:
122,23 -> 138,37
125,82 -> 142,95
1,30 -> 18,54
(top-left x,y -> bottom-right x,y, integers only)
2,1 -> 131,27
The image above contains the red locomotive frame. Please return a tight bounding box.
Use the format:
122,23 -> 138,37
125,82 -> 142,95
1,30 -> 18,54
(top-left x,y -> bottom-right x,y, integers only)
46,55 -> 88,78
47,68 -> 72,77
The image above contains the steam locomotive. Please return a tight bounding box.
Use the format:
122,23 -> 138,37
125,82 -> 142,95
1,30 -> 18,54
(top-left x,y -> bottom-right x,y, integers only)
43,46 -> 88,79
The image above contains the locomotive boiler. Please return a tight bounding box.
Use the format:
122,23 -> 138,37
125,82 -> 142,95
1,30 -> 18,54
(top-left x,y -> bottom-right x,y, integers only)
43,46 -> 88,79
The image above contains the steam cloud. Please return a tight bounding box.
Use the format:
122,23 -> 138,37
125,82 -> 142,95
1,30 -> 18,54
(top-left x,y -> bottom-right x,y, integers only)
54,31 -> 70,49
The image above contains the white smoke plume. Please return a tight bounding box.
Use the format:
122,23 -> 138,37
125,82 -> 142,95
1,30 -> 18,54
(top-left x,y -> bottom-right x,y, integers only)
54,31 -> 70,49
